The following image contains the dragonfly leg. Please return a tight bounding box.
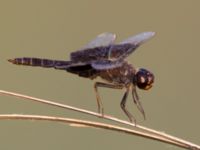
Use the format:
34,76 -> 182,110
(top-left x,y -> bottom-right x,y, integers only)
94,82 -> 123,116
120,88 -> 136,124
132,87 -> 146,120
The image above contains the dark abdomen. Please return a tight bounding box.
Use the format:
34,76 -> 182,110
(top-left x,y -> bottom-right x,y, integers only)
8,57 -> 70,68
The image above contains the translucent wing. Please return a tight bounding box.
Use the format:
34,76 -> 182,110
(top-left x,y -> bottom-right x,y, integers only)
120,32 -> 155,46
70,32 -> 155,63
81,32 -> 116,50
91,59 -> 124,70
107,32 -> 155,60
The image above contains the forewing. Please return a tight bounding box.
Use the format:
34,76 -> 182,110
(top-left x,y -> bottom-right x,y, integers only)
120,32 -> 155,46
107,32 -> 155,60
91,59 -> 124,70
81,32 -> 116,50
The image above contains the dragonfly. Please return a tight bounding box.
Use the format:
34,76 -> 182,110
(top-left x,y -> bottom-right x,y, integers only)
8,31 -> 155,123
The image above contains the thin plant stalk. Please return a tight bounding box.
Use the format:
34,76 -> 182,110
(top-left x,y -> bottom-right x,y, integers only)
0,114 -> 197,150
0,90 -> 199,150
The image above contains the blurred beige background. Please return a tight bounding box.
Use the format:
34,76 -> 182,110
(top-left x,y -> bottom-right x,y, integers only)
0,0 -> 199,149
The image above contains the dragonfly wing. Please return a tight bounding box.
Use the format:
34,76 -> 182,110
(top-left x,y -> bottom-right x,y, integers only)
81,32 -> 116,50
70,33 -> 116,62
120,32 -> 155,46
91,59 -> 124,70
70,32 -> 155,63
56,61 -> 98,78
108,32 -> 155,60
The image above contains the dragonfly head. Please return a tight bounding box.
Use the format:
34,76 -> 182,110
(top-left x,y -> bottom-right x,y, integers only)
134,68 -> 154,90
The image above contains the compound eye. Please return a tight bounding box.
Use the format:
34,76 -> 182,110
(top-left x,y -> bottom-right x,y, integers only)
135,68 -> 154,90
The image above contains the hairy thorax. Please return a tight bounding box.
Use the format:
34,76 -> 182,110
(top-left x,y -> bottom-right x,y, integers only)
98,62 -> 136,87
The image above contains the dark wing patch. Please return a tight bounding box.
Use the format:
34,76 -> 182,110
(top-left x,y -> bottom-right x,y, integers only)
70,46 -> 110,62
70,33 -> 116,62
66,63 -> 99,79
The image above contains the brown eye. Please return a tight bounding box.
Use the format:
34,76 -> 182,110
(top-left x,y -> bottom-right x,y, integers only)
134,68 -> 154,90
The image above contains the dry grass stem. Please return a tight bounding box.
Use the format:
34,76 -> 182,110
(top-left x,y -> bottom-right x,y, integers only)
0,90 -> 199,150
